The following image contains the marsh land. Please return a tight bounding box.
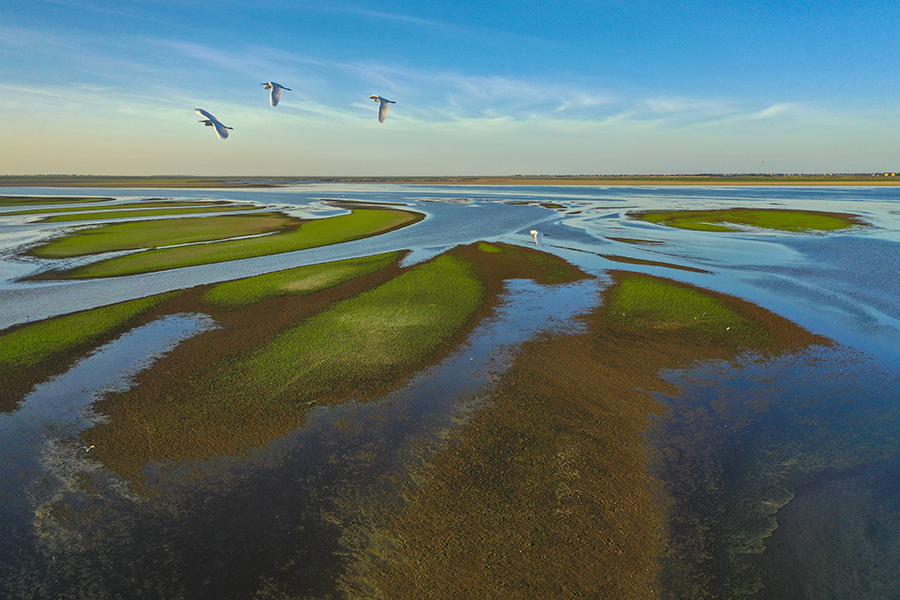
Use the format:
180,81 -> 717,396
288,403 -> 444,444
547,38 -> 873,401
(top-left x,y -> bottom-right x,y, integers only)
1,184 -> 898,599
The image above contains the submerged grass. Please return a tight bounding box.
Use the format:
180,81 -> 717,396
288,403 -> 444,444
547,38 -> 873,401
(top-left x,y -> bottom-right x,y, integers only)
634,208 -> 864,232
367,327 -> 669,600
39,208 -> 419,278
203,251 -> 403,308
355,271 -> 826,600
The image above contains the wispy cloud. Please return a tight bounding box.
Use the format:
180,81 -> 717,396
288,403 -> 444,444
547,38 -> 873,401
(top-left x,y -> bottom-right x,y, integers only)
329,62 -> 617,120
640,96 -> 734,116
748,102 -> 803,120
0,23 -> 841,144
594,96 -> 825,131
306,3 -> 557,48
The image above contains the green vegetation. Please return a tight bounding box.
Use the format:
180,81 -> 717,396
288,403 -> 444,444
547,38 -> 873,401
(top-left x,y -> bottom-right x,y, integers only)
30,212 -> 294,258
219,254 -> 483,403
606,274 -> 773,347
203,251 -> 402,308
88,254 -> 485,474
476,242 -> 501,253
634,208 -> 863,232
34,209 -> 419,278
0,294 -> 172,371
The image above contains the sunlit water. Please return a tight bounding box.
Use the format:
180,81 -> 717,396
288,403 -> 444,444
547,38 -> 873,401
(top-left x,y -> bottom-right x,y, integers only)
1,184 -> 899,598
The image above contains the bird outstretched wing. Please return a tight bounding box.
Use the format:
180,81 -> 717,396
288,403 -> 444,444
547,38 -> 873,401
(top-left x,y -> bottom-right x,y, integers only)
212,121 -> 230,139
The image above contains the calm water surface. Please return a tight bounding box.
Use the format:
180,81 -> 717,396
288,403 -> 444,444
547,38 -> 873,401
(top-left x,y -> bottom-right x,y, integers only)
1,185 -> 898,598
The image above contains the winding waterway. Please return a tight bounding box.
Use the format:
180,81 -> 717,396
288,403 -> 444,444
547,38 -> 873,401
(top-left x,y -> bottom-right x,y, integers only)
1,184 -> 898,598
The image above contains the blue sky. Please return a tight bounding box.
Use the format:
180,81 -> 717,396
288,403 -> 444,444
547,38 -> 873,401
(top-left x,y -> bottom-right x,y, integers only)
2,0 -> 899,176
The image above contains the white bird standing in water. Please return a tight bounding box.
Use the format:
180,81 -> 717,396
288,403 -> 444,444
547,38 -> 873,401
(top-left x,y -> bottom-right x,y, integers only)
261,82 -> 291,106
195,108 -> 233,139
530,230 -> 547,245
369,95 -> 395,122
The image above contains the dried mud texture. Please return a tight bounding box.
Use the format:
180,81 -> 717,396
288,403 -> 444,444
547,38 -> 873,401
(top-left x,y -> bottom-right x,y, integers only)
354,271 -> 828,600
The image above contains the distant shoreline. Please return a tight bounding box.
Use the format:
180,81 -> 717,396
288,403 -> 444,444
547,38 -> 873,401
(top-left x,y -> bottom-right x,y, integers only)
3,174 -> 900,188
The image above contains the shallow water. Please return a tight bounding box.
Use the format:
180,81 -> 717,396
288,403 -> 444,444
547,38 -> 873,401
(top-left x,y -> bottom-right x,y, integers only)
0,313 -> 217,597
1,184 -> 899,597
0,275 -> 602,598
649,345 -> 900,597
2,185 -> 898,362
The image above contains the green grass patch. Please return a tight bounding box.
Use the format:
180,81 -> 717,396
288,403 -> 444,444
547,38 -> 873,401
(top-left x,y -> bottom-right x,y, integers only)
47,209 -> 419,278
0,294 -> 172,371
203,251 -> 402,308
476,242 -> 502,253
634,208 -> 863,232
222,254 -> 484,403
606,274 -> 773,347
29,212 -> 294,259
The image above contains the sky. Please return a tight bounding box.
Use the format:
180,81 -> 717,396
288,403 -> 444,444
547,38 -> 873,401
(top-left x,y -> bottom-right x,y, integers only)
1,0 -> 899,176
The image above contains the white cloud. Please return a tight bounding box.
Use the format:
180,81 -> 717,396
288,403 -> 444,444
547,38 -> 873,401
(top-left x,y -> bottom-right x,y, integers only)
748,102 -> 803,120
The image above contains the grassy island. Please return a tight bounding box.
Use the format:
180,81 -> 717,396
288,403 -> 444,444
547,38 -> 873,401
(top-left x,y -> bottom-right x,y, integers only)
28,208 -> 421,278
632,208 -> 866,232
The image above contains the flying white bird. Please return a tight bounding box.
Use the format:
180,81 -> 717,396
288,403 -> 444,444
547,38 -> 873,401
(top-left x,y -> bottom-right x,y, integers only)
261,82 -> 291,106
195,108 -> 233,139
369,95 -> 395,122
530,230 -> 547,245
